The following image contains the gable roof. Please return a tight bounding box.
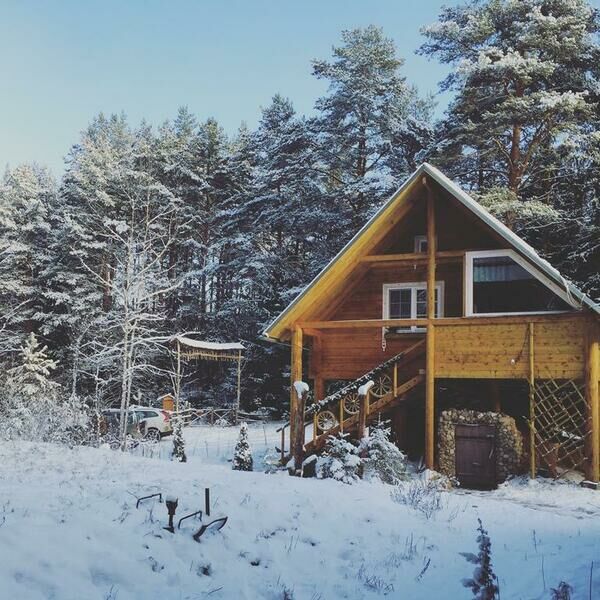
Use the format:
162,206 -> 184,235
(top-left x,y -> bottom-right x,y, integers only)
263,163 -> 599,341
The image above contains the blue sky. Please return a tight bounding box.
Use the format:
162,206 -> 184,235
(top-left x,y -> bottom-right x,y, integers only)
1,0 -> 456,175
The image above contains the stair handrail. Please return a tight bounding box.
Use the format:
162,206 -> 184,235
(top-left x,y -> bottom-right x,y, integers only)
306,339 -> 426,417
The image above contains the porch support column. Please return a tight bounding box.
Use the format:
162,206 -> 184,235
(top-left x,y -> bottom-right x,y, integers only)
528,322 -> 536,479
425,178 -> 436,470
586,321 -> 600,482
290,325 -> 303,462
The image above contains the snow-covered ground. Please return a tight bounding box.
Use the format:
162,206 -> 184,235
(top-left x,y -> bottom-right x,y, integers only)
1,423 -> 600,600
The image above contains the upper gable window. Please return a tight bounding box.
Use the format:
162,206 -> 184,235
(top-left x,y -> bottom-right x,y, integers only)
465,250 -> 571,316
414,235 -> 428,253
383,281 -> 444,332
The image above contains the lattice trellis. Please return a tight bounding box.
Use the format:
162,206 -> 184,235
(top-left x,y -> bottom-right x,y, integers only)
533,379 -> 589,476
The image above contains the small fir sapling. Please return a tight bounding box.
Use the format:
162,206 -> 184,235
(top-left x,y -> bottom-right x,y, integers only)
359,421 -> 408,484
461,519 -> 500,600
233,422 -> 253,471
171,418 -> 187,463
316,433 -> 361,484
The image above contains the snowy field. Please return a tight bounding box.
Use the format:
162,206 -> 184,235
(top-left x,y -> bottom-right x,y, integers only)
1,423 -> 600,600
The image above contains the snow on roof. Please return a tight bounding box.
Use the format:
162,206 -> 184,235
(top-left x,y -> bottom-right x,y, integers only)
263,162 -> 599,340
174,336 -> 244,351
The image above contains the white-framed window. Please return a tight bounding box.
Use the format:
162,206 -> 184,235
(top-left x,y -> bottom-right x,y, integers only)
414,235 -> 428,253
464,249 -> 571,316
382,281 -> 445,332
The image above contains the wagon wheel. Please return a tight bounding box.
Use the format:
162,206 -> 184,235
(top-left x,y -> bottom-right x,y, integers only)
343,392 -> 360,415
371,373 -> 393,398
316,410 -> 338,432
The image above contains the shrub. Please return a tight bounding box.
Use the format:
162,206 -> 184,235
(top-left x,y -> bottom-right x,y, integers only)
171,418 -> 187,462
460,519 -> 499,600
391,478 -> 444,519
232,422 -> 253,471
359,422 -> 408,484
316,433 -> 360,484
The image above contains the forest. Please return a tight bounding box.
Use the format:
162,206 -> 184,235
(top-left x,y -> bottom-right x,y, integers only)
0,0 -> 599,435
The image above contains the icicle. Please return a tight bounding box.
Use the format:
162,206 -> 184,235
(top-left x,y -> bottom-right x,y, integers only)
381,327 -> 387,352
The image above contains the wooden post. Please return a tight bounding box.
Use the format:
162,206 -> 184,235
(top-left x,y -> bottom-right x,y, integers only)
313,376 -> 323,444
175,338 -> 182,414
358,391 -> 368,440
291,387 -> 307,475
425,179 -> 436,469
528,322 -> 536,479
235,349 -> 242,425
393,363 -> 398,395
490,381 -> 501,413
289,325 -> 303,457
586,321 -> 600,482
339,399 -> 344,433
314,376 -> 325,403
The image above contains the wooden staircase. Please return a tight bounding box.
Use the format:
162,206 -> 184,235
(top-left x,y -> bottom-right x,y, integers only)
303,338 -> 426,454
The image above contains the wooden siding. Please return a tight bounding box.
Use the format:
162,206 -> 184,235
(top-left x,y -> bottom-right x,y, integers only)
332,262 -> 464,320
316,314 -> 590,381
435,315 -> 587,380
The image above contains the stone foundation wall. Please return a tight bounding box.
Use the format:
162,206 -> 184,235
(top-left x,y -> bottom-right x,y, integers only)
438,409 -> 524,483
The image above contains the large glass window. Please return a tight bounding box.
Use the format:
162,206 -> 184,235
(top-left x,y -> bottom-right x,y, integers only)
466,251 -> 570,315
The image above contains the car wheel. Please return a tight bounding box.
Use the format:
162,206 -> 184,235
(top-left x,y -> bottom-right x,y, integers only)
145,428 -> 161,443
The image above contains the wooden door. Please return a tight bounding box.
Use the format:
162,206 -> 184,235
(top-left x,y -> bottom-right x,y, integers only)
455,424 -> 496,489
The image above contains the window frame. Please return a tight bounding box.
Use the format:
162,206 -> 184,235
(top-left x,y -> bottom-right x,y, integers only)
414,235 -> 428,253
464,249 -> 572,317
382,280 -> 445,332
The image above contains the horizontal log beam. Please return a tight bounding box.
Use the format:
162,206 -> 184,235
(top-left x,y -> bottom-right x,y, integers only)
300,312 -> 581,330
361,250 -> 468,264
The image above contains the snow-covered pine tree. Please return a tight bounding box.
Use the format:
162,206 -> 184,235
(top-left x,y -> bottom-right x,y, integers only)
2,332 -> 61,440
0,164 -> 61,355
316,433 -> 361,484
232,422 -> 253,471
171,417 -> 187,462
312,25 -> 433,229
420,0 -> 600,195
359,422 -> 408,484
460,519 -> 500,600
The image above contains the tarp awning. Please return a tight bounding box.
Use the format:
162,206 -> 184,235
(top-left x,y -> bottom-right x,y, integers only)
174,336 -> 244,351
172,336 -> 244,362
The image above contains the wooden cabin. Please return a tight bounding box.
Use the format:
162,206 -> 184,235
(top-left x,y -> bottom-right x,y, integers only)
263,163 -> 600,487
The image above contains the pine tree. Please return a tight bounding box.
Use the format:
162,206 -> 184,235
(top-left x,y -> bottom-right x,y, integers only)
312,26 -> 433,228
316,433 -> 361,484
232,422 -> 253,471
0,164 -> 61,353
420,0 -> 600,195
2,332 -> 61,440
171,417 -> 187,463
461,519 -> 500,600
359,422 -> 408,484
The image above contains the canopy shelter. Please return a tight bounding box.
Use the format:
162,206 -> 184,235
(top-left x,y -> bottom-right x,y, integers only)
171,335 -> 244,419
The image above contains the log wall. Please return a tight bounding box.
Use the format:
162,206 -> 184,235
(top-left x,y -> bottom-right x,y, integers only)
315,314 -> 589,381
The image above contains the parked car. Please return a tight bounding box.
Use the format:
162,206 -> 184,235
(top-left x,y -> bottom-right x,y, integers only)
129,405 -> 173,442
99,409 -> 143,449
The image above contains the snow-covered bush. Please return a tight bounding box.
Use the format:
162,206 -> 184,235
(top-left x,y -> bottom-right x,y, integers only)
171,418 -> 187,463
550,582 -> 572,600
391,477 -> 444,519
359,422 -> 408,484
232,422 -> 253,471
0,333 -> 89,443
460,519 -> 499,600
262,447 -> 281,474
316,433 -> 361,484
